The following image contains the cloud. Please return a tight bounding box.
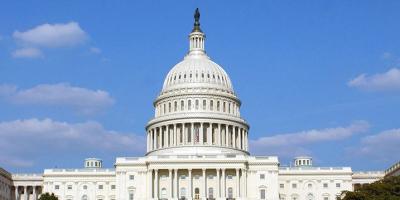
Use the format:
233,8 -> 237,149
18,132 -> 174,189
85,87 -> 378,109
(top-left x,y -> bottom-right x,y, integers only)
13,22 -> 87,48
250,121 -> 370,158
348,68 -> 400,91
351,129 -> 400,162
12,47 -> 43,58
0,83 -> 114,115
90,47 -> 101,54
0,118 -> 145,168
381,52 -> 392,60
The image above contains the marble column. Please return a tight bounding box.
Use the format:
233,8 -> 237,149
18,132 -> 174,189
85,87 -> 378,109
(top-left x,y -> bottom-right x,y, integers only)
200,123 -> 204,144
188,169 -> 192,199
169,169 -> 173,199
33,186 -> 37,200
202,169 -> 206,199
148,170 -> 153,199
23,186 -> 27,200
221,169 -> 226,199
216,169 -> 220,199
218,124 -> 222,146
174,169 -> 178,199
236,169 -> 240,198
154,169 -> 159,200
14,187 -> 18,200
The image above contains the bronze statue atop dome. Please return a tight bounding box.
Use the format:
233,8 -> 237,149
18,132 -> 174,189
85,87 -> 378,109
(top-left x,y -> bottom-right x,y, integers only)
192,8 -> 202,32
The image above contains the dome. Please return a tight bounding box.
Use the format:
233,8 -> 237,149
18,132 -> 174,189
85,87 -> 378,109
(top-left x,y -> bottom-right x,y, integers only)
161,54 -> 234,94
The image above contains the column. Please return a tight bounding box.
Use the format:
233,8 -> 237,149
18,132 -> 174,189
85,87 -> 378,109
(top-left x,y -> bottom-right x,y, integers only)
174,124 -> 177,146
163,126 -> 167,148
182,123 -> 186,144
216,169 -> 220,199
174,169 -> 178,199
233,127 -> 237,148
202,169 -> 206,199
33,186 -> 37,200
154,169 -> 159,200
244,169 -> 247,197
148,169 -> 153,199
238,128 -> 242,150
191,123 -> 195,145
158,127 -> 162,149
24,186 -> 27,200
169,169 -> 173,199
221,169 -> 226,199
15,187 -> 18,200
207,123 -> 212,145
225,126 -> 229,147
236,169 -> 240,198
188,169 -> 192,199
147,131 -> 150,152
200,123 -> 204,144
218,124 -> 222,146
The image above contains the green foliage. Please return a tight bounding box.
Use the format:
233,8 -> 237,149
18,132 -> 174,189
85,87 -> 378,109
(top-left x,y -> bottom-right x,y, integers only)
341,176 -> 400,200
38,193 -> 58,200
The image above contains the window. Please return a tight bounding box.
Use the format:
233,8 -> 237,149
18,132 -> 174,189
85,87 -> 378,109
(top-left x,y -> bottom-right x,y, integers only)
82,195 -> 88,200
323,183 -> 328,188
217,101 -> 220,111
308,183 -> 312,189
83,185 -> 88,190
174,101 -> 177,112
202,100 -> 206,110
129,175 -> 135,180
324,197 -> 329,200
260,189 -> 266,199
195,99 -> 199,110
55,185 -> 60,190
129,192 -> 134,200
180,187 -> 186,198
292,183 -> 297,189
180,101 -> 184,111
223,102 -> 226,112
260,174 -> 265,180
111,185 -> 116,190
210,100 -> 213,111
168,102 -> 171,113
228,187 -> 233,198
98,185 -> 103,189
280,184 -> 284,189
208,187 -> 214,199
67,185 -> 72,190
336,183 -> 341,188
161,188 -> 167,199
188,100 -> 192,110
180,175 -> 186,180
227,175 -> 233,180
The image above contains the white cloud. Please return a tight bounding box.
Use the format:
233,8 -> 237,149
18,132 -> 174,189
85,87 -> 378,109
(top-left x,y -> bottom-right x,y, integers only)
352,129 -> 400,162
90,47 -> 101,54
250,121 -> 369,158
0,118 -> 145,168
0,83 -> 114,114
12,47 -> 43,58
13,22 -> 87,48
348,68 -> 400,91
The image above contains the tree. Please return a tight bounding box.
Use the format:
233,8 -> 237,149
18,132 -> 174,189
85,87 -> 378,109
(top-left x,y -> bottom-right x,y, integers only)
38,193 -> 58,200
341,176 -> 400,200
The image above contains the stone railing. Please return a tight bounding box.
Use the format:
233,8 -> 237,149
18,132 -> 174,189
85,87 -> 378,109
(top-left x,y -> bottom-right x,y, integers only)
279,167 -> 351,171
45,168 -> 114,173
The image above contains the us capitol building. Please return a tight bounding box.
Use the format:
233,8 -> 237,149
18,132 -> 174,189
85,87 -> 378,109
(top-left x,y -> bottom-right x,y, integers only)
0,9 -> 392,200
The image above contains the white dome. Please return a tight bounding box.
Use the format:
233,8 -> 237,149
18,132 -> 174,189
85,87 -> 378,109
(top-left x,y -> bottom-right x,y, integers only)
162,54 -> 234,94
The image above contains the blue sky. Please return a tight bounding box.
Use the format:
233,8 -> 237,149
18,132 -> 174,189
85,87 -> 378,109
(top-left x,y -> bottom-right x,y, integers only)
1,1 -> 400,173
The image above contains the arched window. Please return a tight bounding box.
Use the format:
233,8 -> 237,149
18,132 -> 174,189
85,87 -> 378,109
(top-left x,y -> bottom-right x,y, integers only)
188,100 -> 192,110
168,102 -> 171,113
174,101 -> 177,112
210,100 -> 214,111
161,188 -> 167,199
223,102 -> 226,112
260,189 -> 266,199
208,188 -> 214,199
181,101 -> 184,111
228,187 -> 233,198
202,100 -> 206,110
217,101 -> 220,111
195,99 -> 199,110
180,187 -> 186,199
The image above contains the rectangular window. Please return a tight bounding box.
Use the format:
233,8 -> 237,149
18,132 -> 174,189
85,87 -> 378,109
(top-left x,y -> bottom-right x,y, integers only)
260,189 -> 266,199
111,185 -> 116,190
292,183 -> 297,189
129,175 -> 135,180
67,185 -> 72,190
55,185 -> 60,190
323,183 -> 328,188
129,193 -> 134,200
260,174 -> 265,179
98,185 -> 103,189
280,184 -> 284,188
324,197 -> 329,200
336,183 -> 340,188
